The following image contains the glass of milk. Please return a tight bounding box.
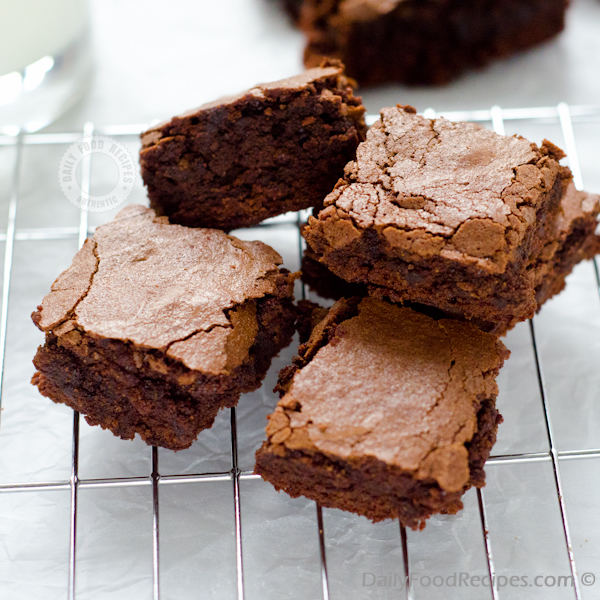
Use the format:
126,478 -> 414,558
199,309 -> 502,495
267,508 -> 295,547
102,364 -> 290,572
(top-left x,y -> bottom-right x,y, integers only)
0,0 -> 92,133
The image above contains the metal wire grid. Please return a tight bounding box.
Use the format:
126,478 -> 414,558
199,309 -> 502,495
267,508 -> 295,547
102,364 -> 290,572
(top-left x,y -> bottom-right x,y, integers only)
0,103 -> 599,600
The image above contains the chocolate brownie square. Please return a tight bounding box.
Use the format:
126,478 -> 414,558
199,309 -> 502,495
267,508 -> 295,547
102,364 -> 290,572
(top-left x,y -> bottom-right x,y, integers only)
31,205 -> 297,451
299,0 -> 568,85
140,63 -> 366,231
255,297 -> 508,529
304,105 -> 573,331
305,183 -> 600,334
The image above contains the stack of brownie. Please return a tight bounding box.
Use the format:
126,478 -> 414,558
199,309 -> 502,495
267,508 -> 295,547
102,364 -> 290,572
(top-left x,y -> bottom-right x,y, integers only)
31,65 -> 600,530
32,63 -> 365,451
256,103 -> 600,528
303,105 -> 600,334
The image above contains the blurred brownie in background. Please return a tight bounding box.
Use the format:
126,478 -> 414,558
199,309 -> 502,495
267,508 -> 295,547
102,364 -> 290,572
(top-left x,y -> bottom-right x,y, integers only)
282,0 -> 304,22
298,0 -> 568,85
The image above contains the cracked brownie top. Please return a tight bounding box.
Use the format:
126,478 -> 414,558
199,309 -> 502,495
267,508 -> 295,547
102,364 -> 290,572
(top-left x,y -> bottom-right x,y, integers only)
33,205 -> 294,375
266,297 -> 509,493
309,105 -> 570,274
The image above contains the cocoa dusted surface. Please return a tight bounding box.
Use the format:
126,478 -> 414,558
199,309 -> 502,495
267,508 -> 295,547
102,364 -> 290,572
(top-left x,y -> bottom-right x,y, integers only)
304,105 -> 573,328
140,62 -> 366,230
31,205 -> 298,450
299,0 -> 568,86
255,297 -> 508,528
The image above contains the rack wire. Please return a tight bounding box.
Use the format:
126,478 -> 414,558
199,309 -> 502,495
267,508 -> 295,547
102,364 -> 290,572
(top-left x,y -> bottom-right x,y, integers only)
0,103 -> 599,599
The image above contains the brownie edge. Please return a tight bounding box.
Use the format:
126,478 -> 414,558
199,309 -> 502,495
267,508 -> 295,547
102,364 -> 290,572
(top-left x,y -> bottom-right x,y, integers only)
255,397 -> 503,528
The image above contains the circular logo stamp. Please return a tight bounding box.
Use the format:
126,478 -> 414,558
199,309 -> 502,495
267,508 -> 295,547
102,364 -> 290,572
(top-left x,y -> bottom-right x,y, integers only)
59,135 -> 136,212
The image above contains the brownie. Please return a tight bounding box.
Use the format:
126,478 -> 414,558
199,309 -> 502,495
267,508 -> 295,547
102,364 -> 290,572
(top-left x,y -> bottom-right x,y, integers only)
281,0 -> 304,22
140,63 -> 366,231
304,105 -> 573,331
31,205 -> 298,451
255,297 -> 508,529
305,183 -> 600,334
299,0 -> 568,86
533,183 -> 600,308
420,182 -> 600,334
301,246 -> 367,300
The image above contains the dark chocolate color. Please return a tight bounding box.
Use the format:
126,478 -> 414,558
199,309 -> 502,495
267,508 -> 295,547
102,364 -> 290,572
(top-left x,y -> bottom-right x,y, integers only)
140,63 -> 366,230
31,206 -> 298,450
300,0 -> 568,86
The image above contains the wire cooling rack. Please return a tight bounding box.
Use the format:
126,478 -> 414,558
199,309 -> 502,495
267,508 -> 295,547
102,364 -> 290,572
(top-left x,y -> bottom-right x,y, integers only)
0,103 -> 600,600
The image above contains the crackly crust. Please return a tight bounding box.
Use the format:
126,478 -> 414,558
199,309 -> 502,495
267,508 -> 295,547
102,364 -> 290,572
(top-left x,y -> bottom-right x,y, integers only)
31,205 -> 298,450
304,105 -> 572,325
34,204 -> 294,372
308,105 -> 570,272
303,183 -> 600,335
256,297 -> 508,527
